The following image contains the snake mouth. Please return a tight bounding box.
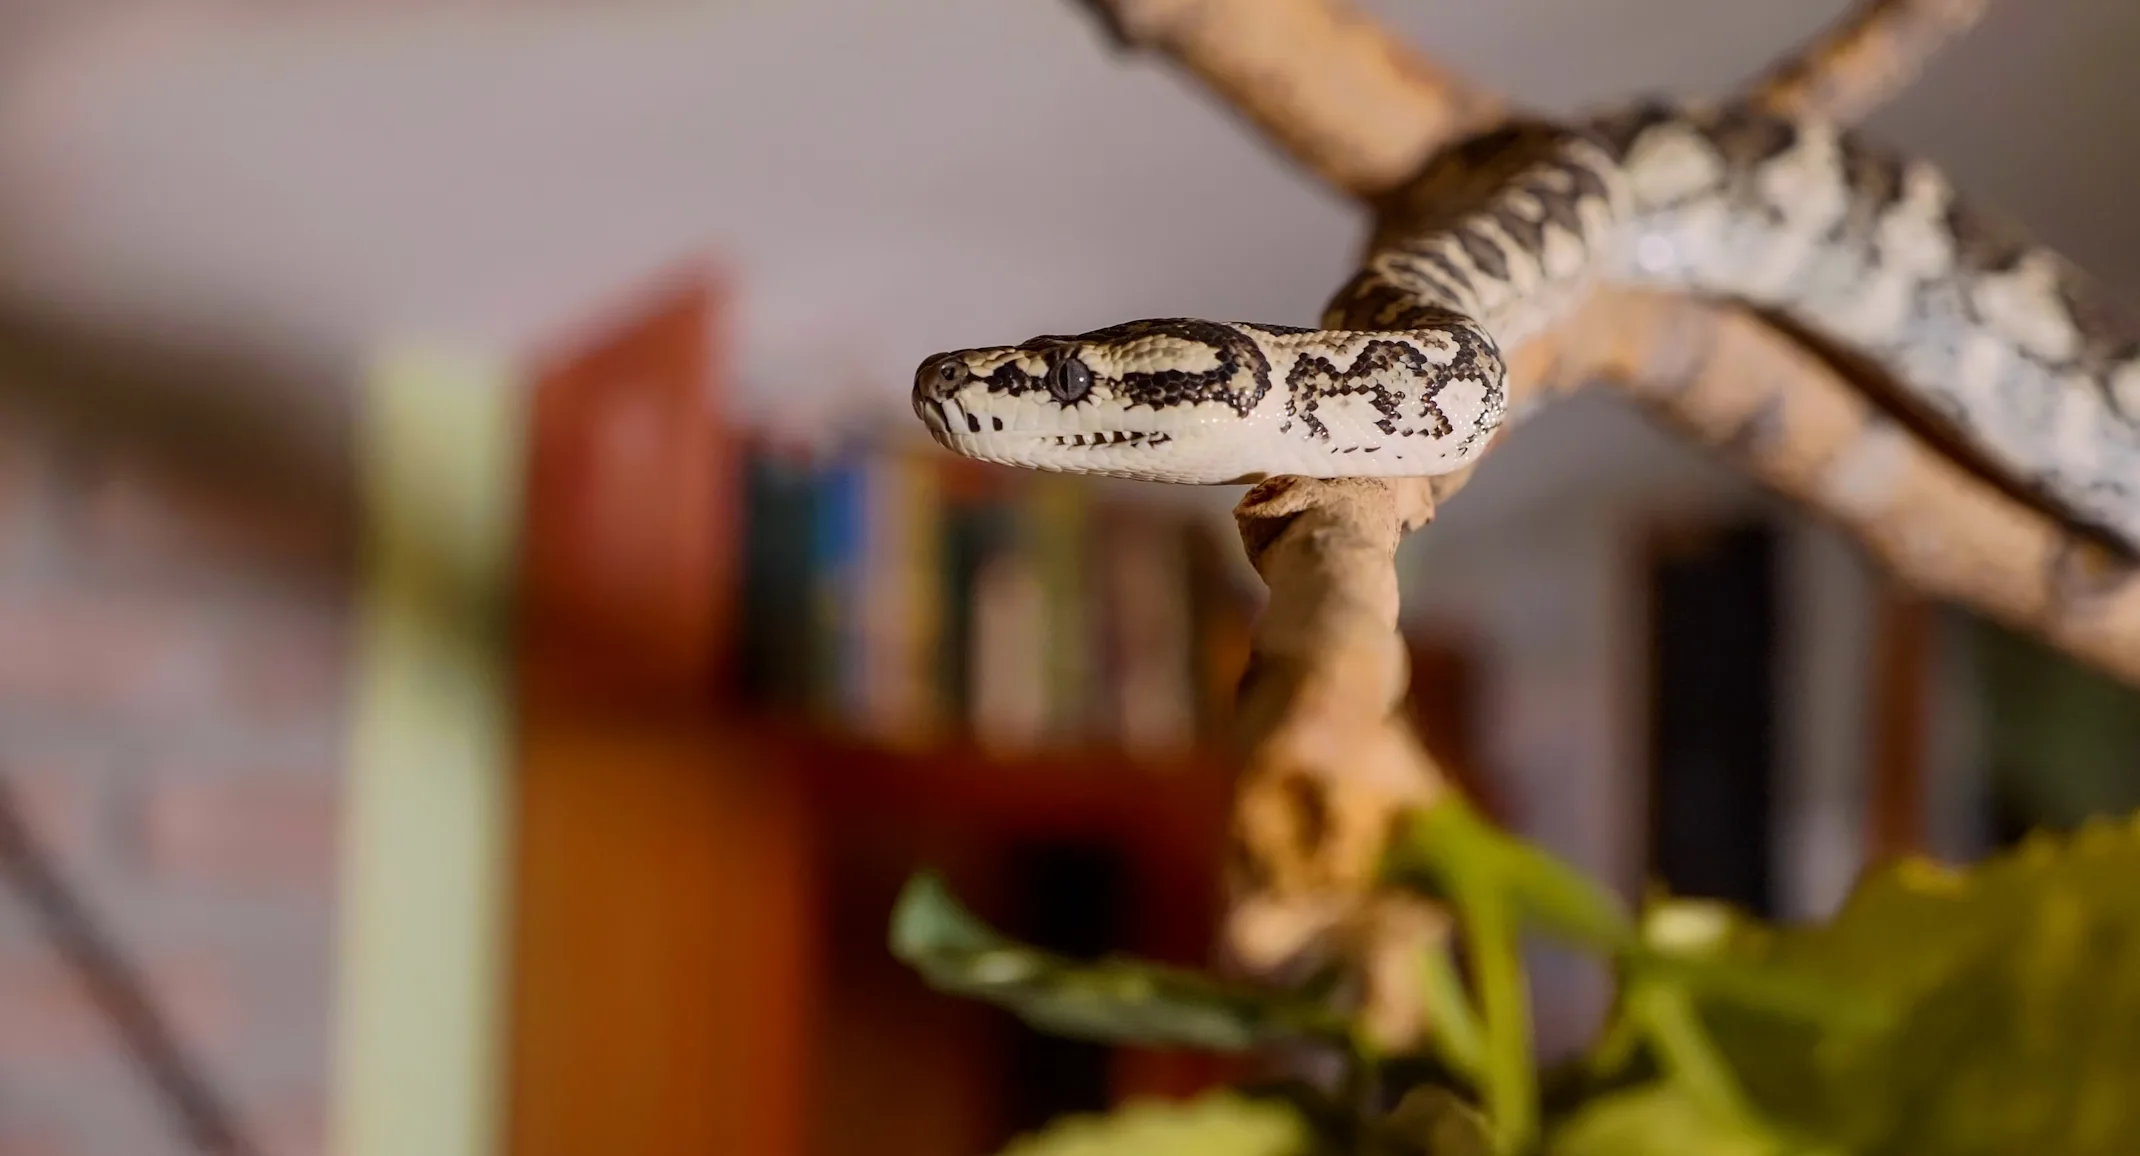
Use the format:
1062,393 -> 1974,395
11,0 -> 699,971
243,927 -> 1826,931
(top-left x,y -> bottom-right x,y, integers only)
1048,431 -> 1173,449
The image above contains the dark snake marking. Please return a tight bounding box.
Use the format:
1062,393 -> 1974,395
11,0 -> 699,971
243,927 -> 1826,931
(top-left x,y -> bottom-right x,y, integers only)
1454,225 -> 1512,282
1654,106 -> 2139,401
1522,174 -> 1591,238
1936,192 -> 2140,386
981,317 -> 1277,417
1375,251 -> 1474,309
1287,339 -> 1445,443
1832,133 -> 1907,243
1943,196 -> 2032,276
1587,99 -> 1684,161
1643,104 -> 2140,546
1438,328 -> 1504,455
1484,183 -> 1555,254
1710,102 -> 1803,170
1349,123 -> 1618,328
1478,166 -> 1601,263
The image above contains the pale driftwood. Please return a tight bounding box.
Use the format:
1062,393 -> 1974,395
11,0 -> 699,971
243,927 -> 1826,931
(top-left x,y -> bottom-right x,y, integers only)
1518,291 -> 2140,684
1749,0 -> 1992,123
1222,476 -> 1449,1044
1075,0 -> 1991,198
1063,0 -> 2140,1046
1067,0 -> 1501,198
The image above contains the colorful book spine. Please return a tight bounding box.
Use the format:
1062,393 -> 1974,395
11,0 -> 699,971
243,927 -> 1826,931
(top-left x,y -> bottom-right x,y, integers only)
808,445 -> 869,725
967,545 -> 1050,756
1024,475 -> 1092,747
1099,509 -> 1198,762
730,426 -> 1253,764
853,445 -> 945,749
735,440 -> 820,708
938,486 -> 1007,726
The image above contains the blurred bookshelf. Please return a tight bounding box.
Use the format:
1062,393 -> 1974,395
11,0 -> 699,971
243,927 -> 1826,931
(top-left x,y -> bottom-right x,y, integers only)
732,430 -> 1255,765
501,272 -> 1274,1156
497,263 -> 2140,1156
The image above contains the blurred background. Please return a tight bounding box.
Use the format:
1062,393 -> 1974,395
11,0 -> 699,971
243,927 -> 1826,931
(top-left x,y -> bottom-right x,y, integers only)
0,1 -> 2137,1154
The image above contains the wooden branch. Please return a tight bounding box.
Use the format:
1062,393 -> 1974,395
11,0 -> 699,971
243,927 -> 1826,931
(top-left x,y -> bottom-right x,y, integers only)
1074,0 -> 2126,688
1749,0 -> 1991,123
1510,291 -> 2140,684
1064,0 -> 2085,1039
1067,0 -> 1502,198
1223,475 -> 1449,1047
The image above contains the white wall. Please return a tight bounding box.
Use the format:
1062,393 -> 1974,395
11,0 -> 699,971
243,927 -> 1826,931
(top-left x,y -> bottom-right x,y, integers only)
4,0 -> 2137,423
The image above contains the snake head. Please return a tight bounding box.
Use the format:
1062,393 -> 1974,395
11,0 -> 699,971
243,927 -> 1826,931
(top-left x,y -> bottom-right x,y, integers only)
911,318 -> 1286,483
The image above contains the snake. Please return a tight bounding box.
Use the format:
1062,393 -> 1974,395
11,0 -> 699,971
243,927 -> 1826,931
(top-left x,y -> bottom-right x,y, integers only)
911,99 -> 2140,551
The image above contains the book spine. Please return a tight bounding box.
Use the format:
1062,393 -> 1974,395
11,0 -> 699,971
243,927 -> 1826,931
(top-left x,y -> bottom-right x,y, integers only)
1024,476 -> 1091,746
967,546 -> 1050,756
941,487 -> 1020,742
854,446 -> 945,749
808,446 -> 868,726
734,442 -> 778,703
736,439 -> 820,710
902,452 -> 947,745
1105,511 -> 1197,762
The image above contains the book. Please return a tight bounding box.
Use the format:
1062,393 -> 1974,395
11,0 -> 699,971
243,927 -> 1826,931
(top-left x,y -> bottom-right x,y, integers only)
1098,508 -> 1198,763
940,484 -> 1022,733
808,444 -> 869,725
853,445 -> 945,749
968,547 -> 1050,756
729,424 -> 1250,767
1024,475 -> 1093,746
735,439 -> 820,708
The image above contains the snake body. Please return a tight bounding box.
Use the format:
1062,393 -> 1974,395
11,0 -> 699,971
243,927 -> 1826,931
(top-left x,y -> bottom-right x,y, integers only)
913,101 -> 2140,548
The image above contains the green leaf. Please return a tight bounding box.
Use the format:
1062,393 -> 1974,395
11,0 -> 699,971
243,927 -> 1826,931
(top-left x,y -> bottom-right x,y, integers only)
994,1092 -> 1313,1156
1371,1085 -> 1498,1156
1385,796 -> 1641,1152
1681,816 -> 2140,1155
1546,1085 -> 1837,1156
1388,798 -> 1633,954
889,872 -> 1350,1051
1416,945 -> 1487,1082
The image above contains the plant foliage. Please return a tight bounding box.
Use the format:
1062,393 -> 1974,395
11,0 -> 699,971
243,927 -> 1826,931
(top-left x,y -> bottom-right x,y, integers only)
890,809 -> 2140,1155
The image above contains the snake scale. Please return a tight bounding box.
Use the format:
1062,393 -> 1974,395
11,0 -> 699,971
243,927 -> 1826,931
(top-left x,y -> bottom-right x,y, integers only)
912,100 -> 2140,551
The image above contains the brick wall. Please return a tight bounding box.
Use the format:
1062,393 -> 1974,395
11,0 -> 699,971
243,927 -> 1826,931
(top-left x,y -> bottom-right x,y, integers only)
0,355 -> 355,1156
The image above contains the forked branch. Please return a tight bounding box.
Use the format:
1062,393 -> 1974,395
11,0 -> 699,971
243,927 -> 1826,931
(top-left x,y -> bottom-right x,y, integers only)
1061,0 -> 2140,1034
1073,0 -> 1990,196
1749,0 -> 1991,123
1518,291 -> 2140,684
1067,0 -> 1501,198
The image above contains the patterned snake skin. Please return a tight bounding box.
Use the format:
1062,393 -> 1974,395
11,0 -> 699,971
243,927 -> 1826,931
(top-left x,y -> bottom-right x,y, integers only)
913,100 -> 2140,549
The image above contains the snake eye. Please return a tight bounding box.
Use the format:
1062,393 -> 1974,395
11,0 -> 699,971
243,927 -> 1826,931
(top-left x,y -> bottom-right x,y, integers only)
1047,357 -> 1092,404
936,359 -> 967,386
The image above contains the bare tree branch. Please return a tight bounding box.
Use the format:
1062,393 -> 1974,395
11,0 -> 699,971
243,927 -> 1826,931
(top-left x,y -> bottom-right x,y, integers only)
1749,0 -> 1992,123
1067,0 -> 2130,688
1222,474 -> 1452,1047
1063,0 -> 2097,1040
1067,0 -> 1503,198
1514,290 -> 2140,684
